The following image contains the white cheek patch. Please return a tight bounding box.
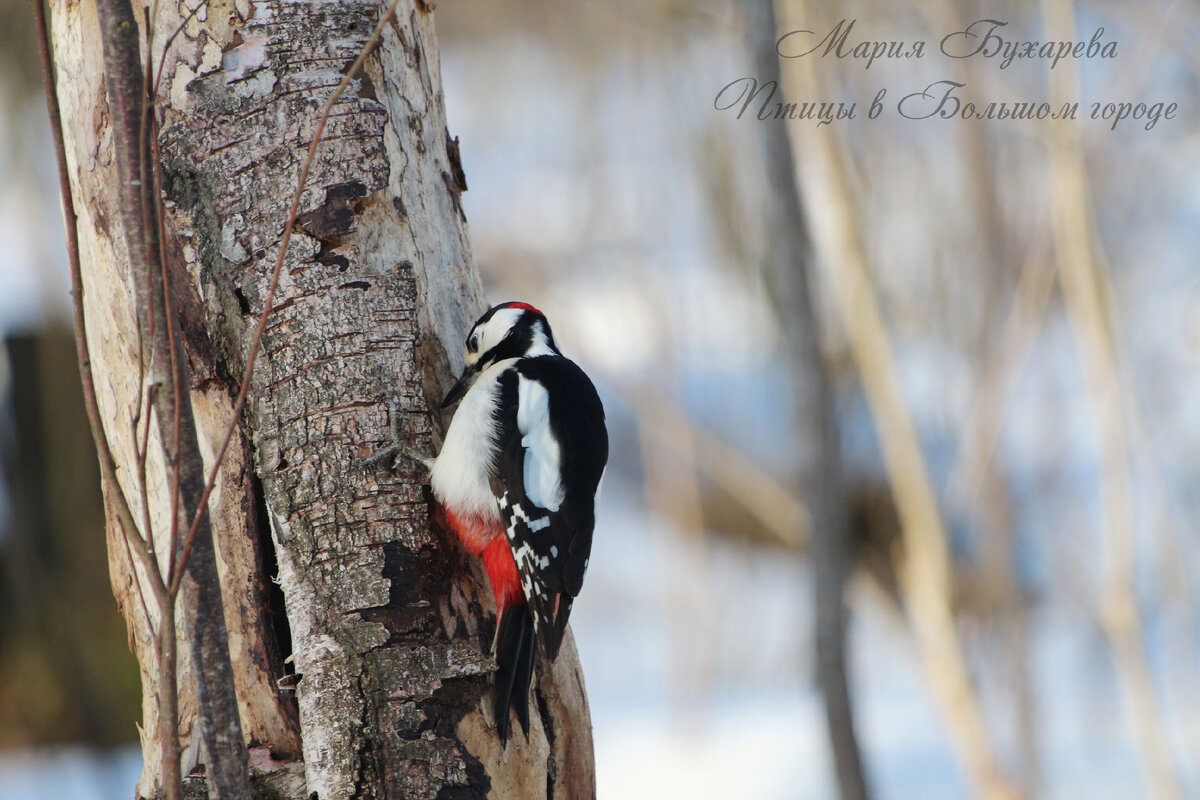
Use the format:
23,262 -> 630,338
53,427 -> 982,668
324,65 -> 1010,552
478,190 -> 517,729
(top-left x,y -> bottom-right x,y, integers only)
516,375 -> 564,512
479,307 -> 524,354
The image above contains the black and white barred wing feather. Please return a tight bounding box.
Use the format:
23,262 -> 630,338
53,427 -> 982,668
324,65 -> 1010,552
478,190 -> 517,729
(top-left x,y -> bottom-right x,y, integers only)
491,357 -> 606,660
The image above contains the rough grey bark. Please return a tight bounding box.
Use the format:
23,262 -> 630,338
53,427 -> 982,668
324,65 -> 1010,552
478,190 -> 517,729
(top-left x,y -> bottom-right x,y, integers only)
49,0 -> 595,797
745,1 -> 871,798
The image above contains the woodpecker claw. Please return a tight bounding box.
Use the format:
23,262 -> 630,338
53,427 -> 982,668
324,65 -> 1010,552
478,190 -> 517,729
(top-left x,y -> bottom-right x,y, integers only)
361,399 -> 433,471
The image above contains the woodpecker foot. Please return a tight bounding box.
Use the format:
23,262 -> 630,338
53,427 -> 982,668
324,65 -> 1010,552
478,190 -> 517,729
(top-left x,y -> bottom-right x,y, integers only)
361,399 -> 434,471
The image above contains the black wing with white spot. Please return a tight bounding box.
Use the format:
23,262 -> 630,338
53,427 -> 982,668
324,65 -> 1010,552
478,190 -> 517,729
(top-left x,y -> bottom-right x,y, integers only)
491,356 -> 608,660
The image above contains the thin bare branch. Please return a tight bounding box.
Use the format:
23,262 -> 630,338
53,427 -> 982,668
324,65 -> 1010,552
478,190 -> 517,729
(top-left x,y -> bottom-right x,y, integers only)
37,1 -> 180,795
134,6 -> 187,594
34,0 -> 168,602
152,1 -> 207,100
133,411 -> 159,572
156,597 -> 182,800
93,0 -> 254,793
119,520 -> 162,656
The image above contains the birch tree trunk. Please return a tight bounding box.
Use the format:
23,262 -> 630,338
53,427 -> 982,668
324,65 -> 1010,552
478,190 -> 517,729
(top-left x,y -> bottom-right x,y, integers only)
47,0 -> 595,797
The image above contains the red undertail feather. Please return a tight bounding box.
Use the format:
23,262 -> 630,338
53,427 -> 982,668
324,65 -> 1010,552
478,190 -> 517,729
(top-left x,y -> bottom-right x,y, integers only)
437,505 -> 534,743
440,506 -> 523,612
482,537 -> 524,612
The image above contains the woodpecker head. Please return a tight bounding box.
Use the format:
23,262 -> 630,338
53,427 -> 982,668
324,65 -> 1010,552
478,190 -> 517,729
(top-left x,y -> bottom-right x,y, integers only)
441,302 -> 560,407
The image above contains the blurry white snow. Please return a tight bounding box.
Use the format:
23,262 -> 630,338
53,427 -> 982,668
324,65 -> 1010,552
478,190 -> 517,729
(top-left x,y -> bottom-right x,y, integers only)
0,746 -> 141,800
571,480 -> 1149,800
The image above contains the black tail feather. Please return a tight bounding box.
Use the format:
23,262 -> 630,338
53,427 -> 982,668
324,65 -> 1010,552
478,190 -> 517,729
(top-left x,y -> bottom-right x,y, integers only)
547,595 -> 574,661
494,603 -> 537,745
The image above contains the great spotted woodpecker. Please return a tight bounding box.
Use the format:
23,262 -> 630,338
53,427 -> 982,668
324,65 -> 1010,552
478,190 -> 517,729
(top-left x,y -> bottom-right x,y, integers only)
378,301 -> 607,743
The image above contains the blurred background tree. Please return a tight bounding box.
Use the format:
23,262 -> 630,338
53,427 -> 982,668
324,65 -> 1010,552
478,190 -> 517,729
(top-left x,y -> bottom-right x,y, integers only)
0,331 -> 141,747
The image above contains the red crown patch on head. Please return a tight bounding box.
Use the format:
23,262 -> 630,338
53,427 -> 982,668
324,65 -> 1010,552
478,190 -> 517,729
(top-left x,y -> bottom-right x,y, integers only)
506,302 -> 542,315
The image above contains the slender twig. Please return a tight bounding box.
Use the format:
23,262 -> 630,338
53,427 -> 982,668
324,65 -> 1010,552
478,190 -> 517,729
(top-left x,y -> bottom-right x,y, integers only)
174,0 -> 405,592
33,0 -> 168,601
119,516 -> 161,658
139,9 -> 186,590
129,12 -> 159,589
156,592 -> 181,800
132,338 -> 147,467
136,384 -> 160,563
152,1 -> 207,100
135,7 -> 185,592
134,413 -> 158,571
36,2 -> 178,796
94,0 -> 235,793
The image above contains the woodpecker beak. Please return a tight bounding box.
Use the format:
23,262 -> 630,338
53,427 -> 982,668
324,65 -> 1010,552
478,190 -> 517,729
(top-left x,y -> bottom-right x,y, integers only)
441,367 -> 477,408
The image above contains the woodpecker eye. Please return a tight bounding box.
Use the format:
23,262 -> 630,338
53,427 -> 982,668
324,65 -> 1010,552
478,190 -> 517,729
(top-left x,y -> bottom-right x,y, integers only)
468,334 -> 479,353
